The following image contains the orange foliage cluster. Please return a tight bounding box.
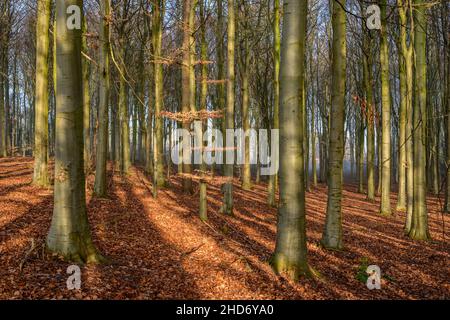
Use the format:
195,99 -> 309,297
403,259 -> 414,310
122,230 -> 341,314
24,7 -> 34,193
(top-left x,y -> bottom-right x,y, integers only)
352,95 -> 381,126
160,110 -> 223,123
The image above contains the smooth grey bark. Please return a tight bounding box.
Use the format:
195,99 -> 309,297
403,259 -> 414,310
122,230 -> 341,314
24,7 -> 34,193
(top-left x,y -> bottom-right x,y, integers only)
409,0 -> 430,240
379,0 -> 392,215
221,0 -> 235,215
47,0 -> 104,263
94,0 -> 111,197
33,0 -> 51,186
271,0 -> 312,281
321,0 -> 346,250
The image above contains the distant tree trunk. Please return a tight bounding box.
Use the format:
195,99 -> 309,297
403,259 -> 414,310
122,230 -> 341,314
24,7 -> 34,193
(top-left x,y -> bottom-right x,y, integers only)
321,0 -> 346,250
240,1 -> 251,191
358,105 -> 365,193
199,0 -> 208,221
153,0 -> 166,188
271,0 -> 312,281
396,1 -> 408,211
3,1 -> 11,157
311,44 -> 319,188
409,0 -> 430,240
268,0 -> 280,204
444,0 -> 450,213
137,26 -> 147,164
215,0 -> 225,176
94,0 -> 111,197
47,0 -> 104,263
0,44 -> 5,157
363,46 -> 375,201
398,0 -> 415,232
431,101 -> 439,195
118,45 -> 130,174
240,49 -> 251,190
33,0 -> 51,186
131,98 -> 137,164
303,81 -> 309,191
221,0 -> 235,215
145,59 -> 154,175
181,0 -> 195,193
82,16 -> 91,174
379,0 -> 391,215
117,4 -> 131,175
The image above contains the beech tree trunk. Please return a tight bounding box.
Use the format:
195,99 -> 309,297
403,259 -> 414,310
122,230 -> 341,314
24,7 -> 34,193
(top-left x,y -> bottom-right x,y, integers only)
33,0 -> 51,187
47,0 -> 103,263
94,0 -> 111,197
271,0 -> 312,281
321,0 -> 346,250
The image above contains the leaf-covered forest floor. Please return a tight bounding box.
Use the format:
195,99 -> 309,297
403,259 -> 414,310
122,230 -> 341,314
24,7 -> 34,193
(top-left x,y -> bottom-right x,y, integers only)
0,157 -> 448,299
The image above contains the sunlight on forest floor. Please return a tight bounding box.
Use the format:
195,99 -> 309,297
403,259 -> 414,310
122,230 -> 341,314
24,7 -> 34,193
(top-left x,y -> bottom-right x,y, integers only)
0,157 -> 448,299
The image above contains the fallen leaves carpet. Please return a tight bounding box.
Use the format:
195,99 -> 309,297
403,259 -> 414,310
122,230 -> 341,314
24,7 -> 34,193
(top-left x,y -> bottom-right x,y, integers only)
0,157 -> 448,299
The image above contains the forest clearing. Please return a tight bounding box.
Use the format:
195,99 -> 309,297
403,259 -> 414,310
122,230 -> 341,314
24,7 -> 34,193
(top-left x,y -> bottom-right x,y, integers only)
0,0 -> 449,301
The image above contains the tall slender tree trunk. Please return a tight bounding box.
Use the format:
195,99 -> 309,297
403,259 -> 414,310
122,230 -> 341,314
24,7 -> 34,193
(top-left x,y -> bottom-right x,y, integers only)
396,2 -> 407,211
153,0 -> 166,188
397,0 -> 415,232
409,0 -> 430,240
33,0 -> 51,186
181,0 -> 194,193
321,0 -> 346,250
47,0 -> 104,263
271,0 -> 312,281
379,0 -> 392,215
0,44 -> 5,157
82,16 -> 91,174
199,0 -> 208,221
442,0 -> 450,213
145,57 -> 154,175
303,81 -> 309,191
363,48 -> 375,201
240,1 -> 251,191
94,0 -> 111,197
268,0 -> 280,204
358,106 -> 365,193
215,0 -> 225,176
221,0 -> 235,215
119,44 -> 130,174
3,1 -> 11,157
312,48 -> 318,187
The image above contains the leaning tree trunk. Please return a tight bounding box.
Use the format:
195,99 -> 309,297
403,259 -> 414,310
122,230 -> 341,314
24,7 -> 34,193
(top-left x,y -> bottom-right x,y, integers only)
47,0 -> 104,263
221,0 -> 235,215
271,0 -> 312,281
409,0 -> 430,240
379,0 -> 392,216
33,0 -> 51,186
321,0 -> 346,250
93,0 -> 111,197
